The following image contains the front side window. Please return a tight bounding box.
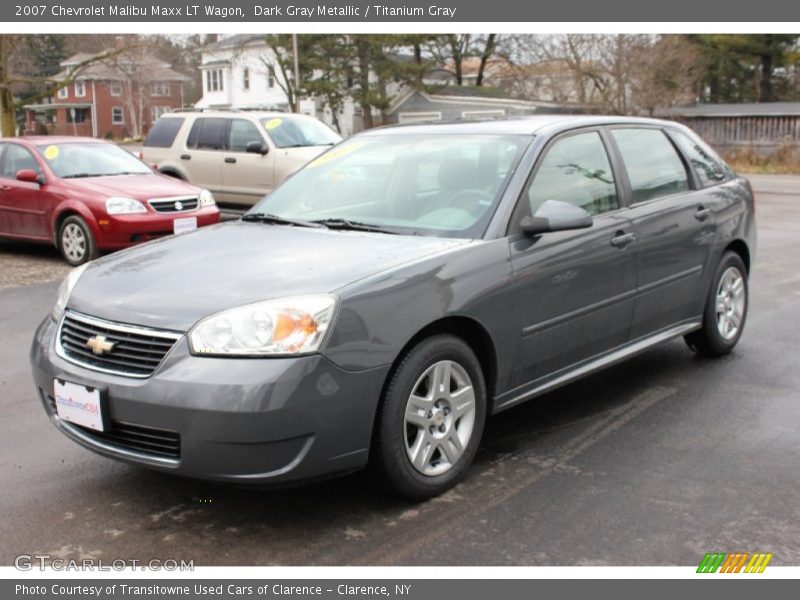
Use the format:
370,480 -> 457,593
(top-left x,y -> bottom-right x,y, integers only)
612,128 -> 689,204
669,130 -> 727,187
228,119 -> 264,152
251,133 -> 530,238
527,131 -> 618,217
1,144 -> 42,178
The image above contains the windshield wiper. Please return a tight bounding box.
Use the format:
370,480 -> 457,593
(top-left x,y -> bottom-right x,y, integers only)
241,212 -> 325,228
310,218 -> 397,234
280,142 -> 336,149
62,173 -> 95,179
102,171 -> 147,176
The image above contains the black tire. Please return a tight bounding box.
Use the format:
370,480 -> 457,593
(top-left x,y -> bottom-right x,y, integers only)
685,251 -> 748,357
58,215 -> 97,266
372,334 -> 487,500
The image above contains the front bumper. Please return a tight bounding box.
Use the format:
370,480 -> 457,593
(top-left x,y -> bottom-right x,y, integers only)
94,207 -> 221,250
30,316 -> 389,485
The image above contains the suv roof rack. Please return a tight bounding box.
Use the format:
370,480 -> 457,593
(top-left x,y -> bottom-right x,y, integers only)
171,107 -> 290,114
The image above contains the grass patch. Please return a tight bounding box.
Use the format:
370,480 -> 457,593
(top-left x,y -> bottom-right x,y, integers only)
724,145 -> 800,175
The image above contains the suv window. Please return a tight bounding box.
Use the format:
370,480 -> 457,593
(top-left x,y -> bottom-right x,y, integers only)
611,128 -> 689,203
144,117 -> 184,148
1,144 -> 42,178
528,131 -> 618,217
669,130 -> 727,187
187,118 -> 227,151
228,119 -> 264,152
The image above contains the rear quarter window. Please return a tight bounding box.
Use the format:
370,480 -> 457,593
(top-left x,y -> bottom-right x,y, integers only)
668,129 -> 728,187
143,117 -> 184,148
187,118 -> 227,150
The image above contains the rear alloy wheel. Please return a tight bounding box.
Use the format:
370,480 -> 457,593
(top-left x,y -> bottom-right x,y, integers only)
685,251 -> 748,356
58,216 -> 97,266
373,335 -> 486,500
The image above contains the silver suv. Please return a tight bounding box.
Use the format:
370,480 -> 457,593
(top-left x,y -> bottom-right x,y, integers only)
142,110 -> 341,206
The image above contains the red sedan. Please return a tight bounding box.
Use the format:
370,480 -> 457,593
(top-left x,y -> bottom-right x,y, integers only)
0,137 -> 220,265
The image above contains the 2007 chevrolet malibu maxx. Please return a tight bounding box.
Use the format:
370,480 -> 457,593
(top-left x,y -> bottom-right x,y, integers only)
31,116 -> 756,499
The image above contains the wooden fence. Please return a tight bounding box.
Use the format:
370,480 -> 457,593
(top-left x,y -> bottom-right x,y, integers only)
681,115 -> 800,155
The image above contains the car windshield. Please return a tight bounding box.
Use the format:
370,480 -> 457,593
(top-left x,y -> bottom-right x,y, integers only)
36,142 -> 152,178
249,133 -> 531,238
261,116 -> 342,148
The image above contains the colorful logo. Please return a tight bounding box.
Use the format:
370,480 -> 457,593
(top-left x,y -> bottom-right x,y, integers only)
697,552 -> 773,573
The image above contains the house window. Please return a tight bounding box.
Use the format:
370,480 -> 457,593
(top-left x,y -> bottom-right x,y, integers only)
461,109 -> 506,119
151,81 -> 170,96
74,81 -> 86,97
111,107 -> 125,125
109,81 -> 122,96
267,66 -> 275,89
151,106 -> 170,122
57,86 -> 68,99
398,112 -> 443,124
66,108 -> 90,123
206,69 -> 224,92
242,68 -> 250,90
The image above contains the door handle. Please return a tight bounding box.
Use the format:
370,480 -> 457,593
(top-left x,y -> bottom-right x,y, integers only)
224,157 -> 237,164
0,185 -> 10,192
695,206 -> 712,221
610,231 -> 636,249
180,154 -> 191,160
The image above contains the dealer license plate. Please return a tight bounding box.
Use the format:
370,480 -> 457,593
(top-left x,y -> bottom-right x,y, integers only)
173,217 -> 197,235
53,379 -> 105,432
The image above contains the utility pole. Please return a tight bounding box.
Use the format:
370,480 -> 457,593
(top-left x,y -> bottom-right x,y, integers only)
292,34 -> 300,112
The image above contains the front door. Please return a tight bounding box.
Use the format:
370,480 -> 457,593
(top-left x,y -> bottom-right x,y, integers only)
0,143 -> 50,239
220,118 -> 275,206
508,130 -> 638,389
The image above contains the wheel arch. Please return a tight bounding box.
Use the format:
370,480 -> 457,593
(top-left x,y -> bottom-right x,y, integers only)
52,205 -> 97,248
724,239 -> 751,274
379,315 -> 499,413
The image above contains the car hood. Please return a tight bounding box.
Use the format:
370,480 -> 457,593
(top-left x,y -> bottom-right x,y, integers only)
67,221 -> 469,331
64,174 -> 200,200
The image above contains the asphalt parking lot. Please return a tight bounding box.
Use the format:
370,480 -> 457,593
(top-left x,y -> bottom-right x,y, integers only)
2,174 -> 799,567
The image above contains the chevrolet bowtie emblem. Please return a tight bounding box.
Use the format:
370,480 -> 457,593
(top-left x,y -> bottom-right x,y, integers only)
86,335 -> 116,355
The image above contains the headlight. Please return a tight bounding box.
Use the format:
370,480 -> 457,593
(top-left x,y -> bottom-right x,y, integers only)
106,197 -> 147,214
189,295 -> 338,356
51,263 -> 89,320
199,189 -> 216,207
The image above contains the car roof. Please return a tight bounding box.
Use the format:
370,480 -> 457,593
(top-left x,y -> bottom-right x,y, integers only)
164,110 -> 309,119
20,136 -> 107,146
360,115 -> 682,137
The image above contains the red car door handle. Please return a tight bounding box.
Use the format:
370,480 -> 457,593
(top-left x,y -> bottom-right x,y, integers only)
0,184 -> 10,192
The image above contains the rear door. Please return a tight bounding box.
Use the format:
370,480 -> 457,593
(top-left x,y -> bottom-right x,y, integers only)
507,129 -> 638,388
607,127 -> 716,338
0,143 -> 50,239
181,117 -> 226,197
220,118 -> 275,205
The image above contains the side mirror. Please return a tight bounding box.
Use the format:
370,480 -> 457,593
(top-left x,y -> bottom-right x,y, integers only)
16,169 -> 43,185
246,141 -> 269,155
520,200 -> 593,235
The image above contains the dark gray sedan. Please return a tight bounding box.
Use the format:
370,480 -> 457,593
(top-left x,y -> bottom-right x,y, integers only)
30,116 -> 756,499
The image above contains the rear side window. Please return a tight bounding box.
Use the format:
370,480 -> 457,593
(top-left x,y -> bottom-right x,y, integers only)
187,118 -> 227,150
611,128 -> 689,204
143,117 -> 184,148
669,130 -> 727,187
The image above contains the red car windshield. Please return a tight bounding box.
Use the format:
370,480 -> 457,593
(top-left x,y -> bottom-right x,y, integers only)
36,142 -> 152,179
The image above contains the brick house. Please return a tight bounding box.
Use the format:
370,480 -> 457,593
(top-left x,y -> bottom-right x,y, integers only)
23,48 -> 190,139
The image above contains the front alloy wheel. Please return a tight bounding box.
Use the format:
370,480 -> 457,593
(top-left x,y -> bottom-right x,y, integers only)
372,334 -> 486,500
404,360 -> 476,477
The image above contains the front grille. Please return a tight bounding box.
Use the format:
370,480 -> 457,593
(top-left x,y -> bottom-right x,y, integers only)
58,311 -> 182,378
47,394 -> 180,460
148,196 -> 198,213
